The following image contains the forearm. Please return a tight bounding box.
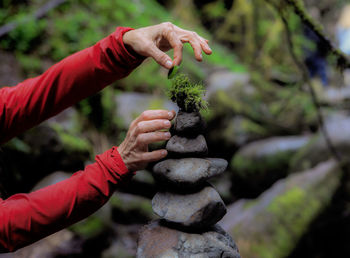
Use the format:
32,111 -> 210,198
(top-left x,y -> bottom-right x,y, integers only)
0,27 -> 144,144
0,147 -> 130,252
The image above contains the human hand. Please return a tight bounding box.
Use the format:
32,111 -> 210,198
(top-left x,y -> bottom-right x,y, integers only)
118,109 -> 176,172
122,22 -> 212,69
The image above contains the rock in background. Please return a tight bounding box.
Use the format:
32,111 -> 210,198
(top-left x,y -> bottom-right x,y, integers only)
220,160 -> 341,258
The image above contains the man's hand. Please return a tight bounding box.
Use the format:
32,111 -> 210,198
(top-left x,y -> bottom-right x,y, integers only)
118,109 -> 176,172
122,22 -> 212,69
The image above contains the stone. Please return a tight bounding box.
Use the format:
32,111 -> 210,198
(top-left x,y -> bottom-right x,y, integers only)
219,160 -> 341,258
290,114 -> 350,172
137,220 -> 240,258
174,110 -> 205,135
152,185 -> 226,228
166,134 -> 208,157
153,158 -> 228,188
230,135 -> 311,198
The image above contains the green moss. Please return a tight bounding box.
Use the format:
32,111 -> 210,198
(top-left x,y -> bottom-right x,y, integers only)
52,125 -> 92,154
167,74 -> 208,112
3,137 -> 31,153
289,134 -> 319,172
70,216 -> 106,239
238,165 -> 340,258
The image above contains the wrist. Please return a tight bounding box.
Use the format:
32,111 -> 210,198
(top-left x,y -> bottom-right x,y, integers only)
122,30 -> 146,59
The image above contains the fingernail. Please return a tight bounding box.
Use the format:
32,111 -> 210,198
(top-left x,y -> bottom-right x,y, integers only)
164,120 -> 171,126
208,46 -> 212,52
200,53 -> 203,59
165,60 -> 173,69
164,132 -> 171,138
162,150 -> 167,156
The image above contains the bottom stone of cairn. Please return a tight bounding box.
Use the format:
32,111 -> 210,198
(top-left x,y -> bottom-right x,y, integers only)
137,220 -> 241,258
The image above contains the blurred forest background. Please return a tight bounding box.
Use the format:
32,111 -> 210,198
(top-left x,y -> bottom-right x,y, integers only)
1,0 -> 350,257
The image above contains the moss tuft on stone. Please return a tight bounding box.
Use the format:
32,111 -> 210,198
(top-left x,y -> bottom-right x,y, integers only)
167,74 -> 208,112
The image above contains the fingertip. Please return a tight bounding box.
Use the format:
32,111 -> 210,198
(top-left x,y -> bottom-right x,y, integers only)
173,57 -> 182,66
165,60 -> 173,69
161,149 -> 168,156
168,110 -> 176,120
204,49 -> 212,55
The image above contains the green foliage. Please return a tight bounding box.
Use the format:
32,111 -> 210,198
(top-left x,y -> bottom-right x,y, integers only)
70,216 -> 106,238
52,124 -> 92,155
167,74 -> 208,112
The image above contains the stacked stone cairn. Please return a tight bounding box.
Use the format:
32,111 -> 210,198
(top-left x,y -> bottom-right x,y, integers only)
137,110 -> 240,258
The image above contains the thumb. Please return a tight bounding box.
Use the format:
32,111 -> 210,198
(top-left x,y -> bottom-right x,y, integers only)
149,46 -> 173,69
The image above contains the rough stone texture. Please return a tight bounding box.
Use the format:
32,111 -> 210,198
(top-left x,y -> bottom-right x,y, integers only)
174,111 -> 205,135
166,135 -> 208,157
152,185 -> 226,228
231,135 -> 311,198
153,158 -> 228,188
219,160 -> 341,258
137,220 -> 240,258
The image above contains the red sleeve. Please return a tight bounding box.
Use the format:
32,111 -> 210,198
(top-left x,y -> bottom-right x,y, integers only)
0,146 -> 131,252
0,27 -> 144,144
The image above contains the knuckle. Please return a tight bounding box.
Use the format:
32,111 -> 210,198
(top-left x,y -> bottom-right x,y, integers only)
162,22 -> 173,28
141,111 -> 149,120
136,134 -> 144,144
135,123 -> 142,134
175,42 -> 183,50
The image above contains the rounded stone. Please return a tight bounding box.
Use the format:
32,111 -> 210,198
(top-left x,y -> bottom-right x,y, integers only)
174,111 -> 205,135
137,220 -> 241,258
153,158 -> 228,188
152,185 -> 226,228
166,134 -> 208,157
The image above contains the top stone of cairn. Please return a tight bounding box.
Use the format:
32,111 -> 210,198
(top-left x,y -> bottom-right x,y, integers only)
173,110 -> 205,135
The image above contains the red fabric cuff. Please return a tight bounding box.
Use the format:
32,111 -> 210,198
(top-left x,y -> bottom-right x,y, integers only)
110,146 -> 130,177
113,27 -> 146,66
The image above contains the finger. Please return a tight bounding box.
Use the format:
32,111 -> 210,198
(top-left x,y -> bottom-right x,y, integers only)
200,40 -> 212,55
141,149 -> 168,163
130,110 -> 175,129
166,30 -> 183,66
137,131 -> 171,145
135,119 -> 172,134
148,45 -> 173,69
188,38 -> 203,61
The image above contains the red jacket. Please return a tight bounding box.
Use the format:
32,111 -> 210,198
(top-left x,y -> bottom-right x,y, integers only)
0,27 -> 144,252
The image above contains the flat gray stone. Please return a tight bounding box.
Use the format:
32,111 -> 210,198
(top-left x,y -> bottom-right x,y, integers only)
153,158 -> 228,188
137,220 -> 240,258
166,135 -> 208,157
152,185 -> 226,228
174,111 -> 205,135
